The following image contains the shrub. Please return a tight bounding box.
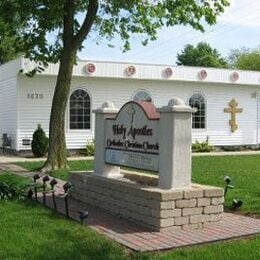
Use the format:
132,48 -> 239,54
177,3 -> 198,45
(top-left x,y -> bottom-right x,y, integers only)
0,181 -> 27,201
192,137 -> 213,153
31,124 -> 49,157
86,140 -> 95,156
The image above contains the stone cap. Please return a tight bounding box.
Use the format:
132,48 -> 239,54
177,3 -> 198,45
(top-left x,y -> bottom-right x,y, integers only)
93,101 -> 119,114
80,174 -> 224,199
157,97 -> 197,113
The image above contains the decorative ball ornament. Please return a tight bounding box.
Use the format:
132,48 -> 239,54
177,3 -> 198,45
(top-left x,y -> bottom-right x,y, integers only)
125,65 -> 136,76
85,63 -> 96,74
198,69 -> 207,80
231,71 -> 239,82
163,67 -> 173,78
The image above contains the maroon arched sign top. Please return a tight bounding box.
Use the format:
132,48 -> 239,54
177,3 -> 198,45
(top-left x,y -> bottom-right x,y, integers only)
116,101 -> 160,120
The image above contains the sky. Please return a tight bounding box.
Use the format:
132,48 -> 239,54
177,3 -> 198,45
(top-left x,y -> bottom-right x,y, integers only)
79,0 -> 260,65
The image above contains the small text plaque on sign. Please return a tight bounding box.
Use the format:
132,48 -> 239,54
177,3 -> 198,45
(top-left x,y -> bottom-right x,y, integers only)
105,101 -> 160,171
106,149 -> 159,171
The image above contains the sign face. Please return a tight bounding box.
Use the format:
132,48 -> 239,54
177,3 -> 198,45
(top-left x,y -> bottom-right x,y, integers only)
105,101 -> 160,171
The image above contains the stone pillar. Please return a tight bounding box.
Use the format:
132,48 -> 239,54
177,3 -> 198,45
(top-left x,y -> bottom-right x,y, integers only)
93,102 -> 121,178
158,98 -> 195,189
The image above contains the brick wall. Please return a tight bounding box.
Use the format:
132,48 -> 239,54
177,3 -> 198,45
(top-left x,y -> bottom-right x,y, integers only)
70,173 -> 224,231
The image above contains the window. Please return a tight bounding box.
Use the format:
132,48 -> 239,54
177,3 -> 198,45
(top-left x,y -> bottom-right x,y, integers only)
69,89 -> 91,130
189,94 -> 206,129
133,90 -> 152,102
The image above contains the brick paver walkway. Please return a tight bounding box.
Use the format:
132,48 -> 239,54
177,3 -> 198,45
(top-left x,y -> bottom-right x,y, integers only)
36,176 -> 260,252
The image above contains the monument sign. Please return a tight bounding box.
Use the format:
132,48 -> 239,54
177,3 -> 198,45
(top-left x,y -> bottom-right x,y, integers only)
105,101 -> 160,171
93,97 -> 195,189
70,98 -> 224,231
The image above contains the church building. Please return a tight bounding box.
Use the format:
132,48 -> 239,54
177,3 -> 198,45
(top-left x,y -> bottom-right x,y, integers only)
0,57 -> 260,152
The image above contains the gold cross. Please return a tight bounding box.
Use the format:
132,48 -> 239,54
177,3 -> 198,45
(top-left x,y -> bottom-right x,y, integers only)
224,99 -> 243,133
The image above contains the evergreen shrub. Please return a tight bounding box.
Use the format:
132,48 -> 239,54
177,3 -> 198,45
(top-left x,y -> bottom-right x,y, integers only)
31,124 -> 49,157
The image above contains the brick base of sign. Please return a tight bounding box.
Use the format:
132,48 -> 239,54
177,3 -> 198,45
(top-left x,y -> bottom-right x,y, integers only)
70,173 -> 224,231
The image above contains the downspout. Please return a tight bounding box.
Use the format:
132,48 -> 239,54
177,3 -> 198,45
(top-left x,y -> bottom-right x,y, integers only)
257,91 -> 259,149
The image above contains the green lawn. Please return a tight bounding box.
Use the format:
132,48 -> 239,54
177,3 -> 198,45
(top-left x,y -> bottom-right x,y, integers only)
16,160 -> 93,181
2,154 -> 260,259
1,172 -> 260,259
0,173 -> 127,260
192,155 -> 260,215
16,155 -> 260,214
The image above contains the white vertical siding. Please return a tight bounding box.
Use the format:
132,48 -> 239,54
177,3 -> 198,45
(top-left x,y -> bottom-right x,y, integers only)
18,75 -> 94,150
18,75 -> 259,150
0,77 -> 18,150
0,59 -> 21,150
257,91 -> 260,145
18,76 -> 53,150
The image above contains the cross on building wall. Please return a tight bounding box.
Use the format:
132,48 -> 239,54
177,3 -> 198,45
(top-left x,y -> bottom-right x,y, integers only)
224,99 -> 243,133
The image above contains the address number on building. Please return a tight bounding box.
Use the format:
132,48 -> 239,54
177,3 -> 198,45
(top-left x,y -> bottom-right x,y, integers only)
27,93 -> 44,99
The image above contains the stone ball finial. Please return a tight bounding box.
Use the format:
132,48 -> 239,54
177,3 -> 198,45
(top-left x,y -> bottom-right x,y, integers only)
168,97 -> 186,107
101,101 -> 115,109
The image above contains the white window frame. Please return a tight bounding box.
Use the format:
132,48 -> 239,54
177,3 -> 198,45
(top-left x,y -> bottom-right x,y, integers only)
68,88 -> 92,132
189,93 -> 207,130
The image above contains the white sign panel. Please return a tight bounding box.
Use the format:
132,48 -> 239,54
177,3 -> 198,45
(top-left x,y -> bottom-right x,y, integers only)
106,149 -> 159,172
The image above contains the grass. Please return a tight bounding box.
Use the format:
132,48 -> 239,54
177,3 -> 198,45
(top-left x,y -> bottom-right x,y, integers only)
192,155 -> 260,215
16,160 -> 93,181
0,173 -> 128,260
2,154 -> 260,259
16,155 -> 260,215
0,173 -> 260,259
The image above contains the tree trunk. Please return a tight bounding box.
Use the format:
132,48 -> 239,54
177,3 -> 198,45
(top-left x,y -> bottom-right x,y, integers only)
40,0 -> 98,172
42,49 -> 76,171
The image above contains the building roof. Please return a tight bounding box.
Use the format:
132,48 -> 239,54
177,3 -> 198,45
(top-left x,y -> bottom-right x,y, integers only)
2,57 -> 260,86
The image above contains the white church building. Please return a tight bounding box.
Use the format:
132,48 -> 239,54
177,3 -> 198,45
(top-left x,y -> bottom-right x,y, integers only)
1,56 -> 260,152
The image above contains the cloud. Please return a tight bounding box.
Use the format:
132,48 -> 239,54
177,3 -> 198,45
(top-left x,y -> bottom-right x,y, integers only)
219,0 -> 260,27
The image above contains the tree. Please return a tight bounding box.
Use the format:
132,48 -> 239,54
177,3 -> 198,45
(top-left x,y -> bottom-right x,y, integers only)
0,0 -> 230,171
229,47 -> 260,71
0,11 -> 20,64
176,42 -> 228,68
0,32 -> 18,64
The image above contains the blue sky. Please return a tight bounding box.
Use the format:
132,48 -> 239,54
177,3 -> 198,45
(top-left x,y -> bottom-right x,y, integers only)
79,0 -> 260,65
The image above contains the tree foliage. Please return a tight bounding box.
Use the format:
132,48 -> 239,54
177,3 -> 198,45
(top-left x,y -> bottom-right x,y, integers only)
176,42 -> 228,68
0,1 -> 230,64
229,47 -> 260,71
0,31 -> 18,64
0,9 -> 21,64
0,0 -> 229,170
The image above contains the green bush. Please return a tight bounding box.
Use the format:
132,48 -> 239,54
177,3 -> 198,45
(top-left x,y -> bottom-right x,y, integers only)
31,124 -> 49,157
86,140 -> 95,156
192,138 -> 213,153
0,181 -> 27,201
